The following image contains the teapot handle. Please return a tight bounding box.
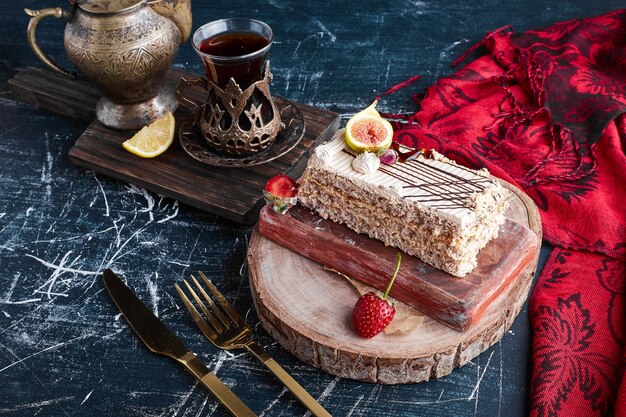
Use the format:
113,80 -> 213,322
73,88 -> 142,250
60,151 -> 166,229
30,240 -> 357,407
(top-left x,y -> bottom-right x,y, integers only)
24,7 -> 76,79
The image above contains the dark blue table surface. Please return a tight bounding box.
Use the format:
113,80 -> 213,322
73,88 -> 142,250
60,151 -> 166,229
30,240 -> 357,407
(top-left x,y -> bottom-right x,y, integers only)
1,1 -> 622,416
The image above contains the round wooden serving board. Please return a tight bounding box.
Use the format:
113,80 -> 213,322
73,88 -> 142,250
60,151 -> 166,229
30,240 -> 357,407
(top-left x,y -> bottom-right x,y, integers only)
247,182 -> 541,384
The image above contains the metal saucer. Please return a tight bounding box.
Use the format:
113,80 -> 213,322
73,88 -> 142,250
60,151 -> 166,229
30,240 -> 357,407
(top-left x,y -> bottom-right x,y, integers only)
178,100 -> 306,167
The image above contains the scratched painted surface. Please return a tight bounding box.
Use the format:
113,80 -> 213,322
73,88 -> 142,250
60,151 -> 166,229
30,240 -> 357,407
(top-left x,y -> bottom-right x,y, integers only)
0,0 -> 623,416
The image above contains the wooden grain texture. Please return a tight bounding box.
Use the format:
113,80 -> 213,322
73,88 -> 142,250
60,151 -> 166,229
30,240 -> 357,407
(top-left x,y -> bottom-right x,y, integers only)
257,205 -> 537,331
9,67 -> 340,224
9,66 -> 99,123
247,181 -> 542,383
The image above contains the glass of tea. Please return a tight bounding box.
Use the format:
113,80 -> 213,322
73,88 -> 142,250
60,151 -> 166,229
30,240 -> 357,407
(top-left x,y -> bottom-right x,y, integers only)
192,18 -> 274,89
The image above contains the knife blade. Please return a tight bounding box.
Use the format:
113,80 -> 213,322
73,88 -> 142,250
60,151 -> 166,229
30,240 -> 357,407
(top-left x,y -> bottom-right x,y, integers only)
103,269 -> 257,417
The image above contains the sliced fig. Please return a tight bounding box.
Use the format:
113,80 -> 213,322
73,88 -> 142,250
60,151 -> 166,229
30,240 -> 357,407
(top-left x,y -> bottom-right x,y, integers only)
345,101 -> 393,153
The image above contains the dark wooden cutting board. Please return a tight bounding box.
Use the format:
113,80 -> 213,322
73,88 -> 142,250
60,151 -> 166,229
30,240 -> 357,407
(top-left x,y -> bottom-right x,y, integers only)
9,67 -> 340,224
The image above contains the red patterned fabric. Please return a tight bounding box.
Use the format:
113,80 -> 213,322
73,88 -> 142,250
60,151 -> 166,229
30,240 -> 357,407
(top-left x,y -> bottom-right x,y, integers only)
389,9 -> 626,417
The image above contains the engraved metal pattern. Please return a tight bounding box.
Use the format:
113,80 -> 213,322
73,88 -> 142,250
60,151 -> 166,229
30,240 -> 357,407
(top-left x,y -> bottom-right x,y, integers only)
25,1 -> 181,127
63,4 -> 180,104
199,65 -> 282,156
178,100 -> 305,167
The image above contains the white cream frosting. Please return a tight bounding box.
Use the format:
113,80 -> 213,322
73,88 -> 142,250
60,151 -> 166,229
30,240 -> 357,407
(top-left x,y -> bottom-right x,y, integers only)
351,151 -> 380,175
314,133 -> 345,165
309,130 -> 506,226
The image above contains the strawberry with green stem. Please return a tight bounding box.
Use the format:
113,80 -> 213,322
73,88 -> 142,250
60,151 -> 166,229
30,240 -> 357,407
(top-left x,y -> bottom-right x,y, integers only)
352,252 -> 402,338
263,174 -> 298,214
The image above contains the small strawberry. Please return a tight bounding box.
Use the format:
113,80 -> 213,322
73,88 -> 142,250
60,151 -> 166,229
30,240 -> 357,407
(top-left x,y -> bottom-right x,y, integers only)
352,253 -> 402,338
263,174 -> 298,214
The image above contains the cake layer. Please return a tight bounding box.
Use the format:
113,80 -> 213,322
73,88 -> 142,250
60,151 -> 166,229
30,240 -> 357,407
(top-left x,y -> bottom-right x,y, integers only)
297,131 -> 508,277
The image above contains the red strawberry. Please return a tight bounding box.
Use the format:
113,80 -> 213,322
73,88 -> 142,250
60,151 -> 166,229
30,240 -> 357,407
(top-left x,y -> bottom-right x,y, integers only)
351,253 -> 402,338
352,293 -> 395,338
264,174 -> 298,197
263,175 -> 298,214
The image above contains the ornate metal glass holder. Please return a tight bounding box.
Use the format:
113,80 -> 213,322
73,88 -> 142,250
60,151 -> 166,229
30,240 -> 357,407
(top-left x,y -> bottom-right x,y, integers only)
176,63 -> 282,156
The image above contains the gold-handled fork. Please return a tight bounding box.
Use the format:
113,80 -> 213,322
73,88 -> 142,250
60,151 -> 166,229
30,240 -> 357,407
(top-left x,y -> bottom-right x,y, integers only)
175,272 -> 332,417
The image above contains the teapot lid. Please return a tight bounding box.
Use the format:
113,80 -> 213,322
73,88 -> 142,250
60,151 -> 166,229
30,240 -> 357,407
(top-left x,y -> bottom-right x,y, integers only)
73,0 -> 147,14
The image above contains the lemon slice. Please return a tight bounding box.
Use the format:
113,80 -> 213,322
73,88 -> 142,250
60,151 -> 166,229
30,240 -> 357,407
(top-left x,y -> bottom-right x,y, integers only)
345,101 -> 393,153
122,112 -> 175,158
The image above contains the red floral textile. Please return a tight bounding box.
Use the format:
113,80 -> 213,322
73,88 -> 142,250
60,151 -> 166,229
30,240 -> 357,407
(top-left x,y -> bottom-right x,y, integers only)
390,9 -> 626,417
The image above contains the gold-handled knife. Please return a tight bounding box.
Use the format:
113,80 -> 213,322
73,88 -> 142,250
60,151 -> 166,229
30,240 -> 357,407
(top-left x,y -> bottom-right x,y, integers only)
102,269 -> 257,417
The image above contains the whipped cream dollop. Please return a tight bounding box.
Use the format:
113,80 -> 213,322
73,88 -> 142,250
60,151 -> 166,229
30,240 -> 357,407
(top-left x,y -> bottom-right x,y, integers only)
314,134 -> 346,165
352,151 -> 380,175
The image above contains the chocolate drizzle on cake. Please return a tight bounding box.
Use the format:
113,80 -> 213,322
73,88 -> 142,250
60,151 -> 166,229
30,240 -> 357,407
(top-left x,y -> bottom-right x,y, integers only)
339,144 -> 497,212
380,159 -> 492,209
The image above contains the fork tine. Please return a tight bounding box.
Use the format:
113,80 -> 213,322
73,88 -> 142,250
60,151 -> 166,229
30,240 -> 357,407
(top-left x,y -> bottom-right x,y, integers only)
176,283 -> 223,344
198,271 -> 245,326
174,283 -> 215,335
182,278 -> 224,333
174,283 -> 195,314
190,274 -> 232,329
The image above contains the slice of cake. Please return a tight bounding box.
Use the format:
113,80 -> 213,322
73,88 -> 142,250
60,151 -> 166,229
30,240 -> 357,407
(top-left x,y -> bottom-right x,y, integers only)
297,130 -> 509,277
